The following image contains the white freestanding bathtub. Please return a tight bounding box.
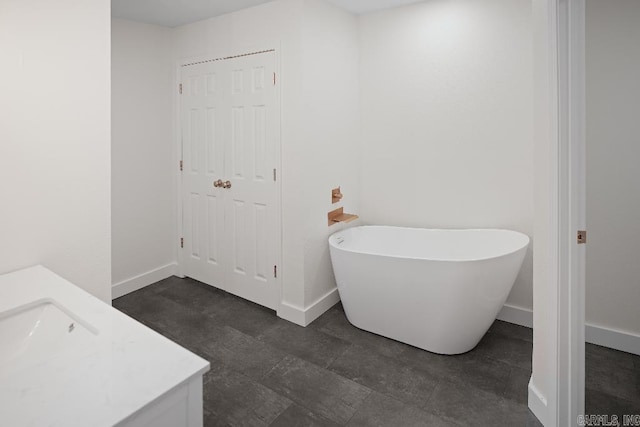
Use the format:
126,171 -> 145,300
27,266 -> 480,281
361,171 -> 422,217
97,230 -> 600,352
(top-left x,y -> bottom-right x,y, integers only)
328,226 -> 529,355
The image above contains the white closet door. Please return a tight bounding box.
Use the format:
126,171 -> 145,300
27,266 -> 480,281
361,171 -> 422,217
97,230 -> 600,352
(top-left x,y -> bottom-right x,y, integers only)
223,52 -> 279,310
181,62 -> 227,290
181,51 -> 279,310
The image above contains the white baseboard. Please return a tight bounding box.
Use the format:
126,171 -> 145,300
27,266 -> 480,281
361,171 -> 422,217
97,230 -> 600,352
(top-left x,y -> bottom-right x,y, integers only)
497,303 -> 640,356
585,324 -> 640,356
112,263 -> 177,299
277,287 -> 341,327
277,301 -> 306,326
497,303 -> 534,328
305,287 -> 341,324
528,378 -> 548,426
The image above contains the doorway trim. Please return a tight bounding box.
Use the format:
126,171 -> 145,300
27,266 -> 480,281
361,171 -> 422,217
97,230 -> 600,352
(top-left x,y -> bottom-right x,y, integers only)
530,0 -> 586,425
173,45 -> 283,311
557,0 -> 586,424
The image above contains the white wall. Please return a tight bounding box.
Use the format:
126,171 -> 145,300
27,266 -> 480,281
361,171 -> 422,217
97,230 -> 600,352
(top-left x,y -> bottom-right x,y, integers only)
0,0 -> 112,302
111,19 -> 175,289
358,0 -> 533,309
114,0 -> 533,323
300,0 -> 360,307
586,0 -> 640,337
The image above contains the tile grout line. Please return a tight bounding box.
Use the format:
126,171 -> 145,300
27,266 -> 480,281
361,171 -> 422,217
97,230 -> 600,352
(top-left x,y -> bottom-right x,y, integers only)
342,387 -> 375,427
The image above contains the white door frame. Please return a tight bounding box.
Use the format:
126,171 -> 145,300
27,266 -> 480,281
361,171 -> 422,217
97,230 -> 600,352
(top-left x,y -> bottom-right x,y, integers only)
173,46 -> 283,309
532,0 -> 586,425
557,0 -> 586,424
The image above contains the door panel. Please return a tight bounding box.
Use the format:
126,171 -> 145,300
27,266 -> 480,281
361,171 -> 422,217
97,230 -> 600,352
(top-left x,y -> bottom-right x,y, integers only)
206,195 -> 220,265
182,62 -> 227,289
181,52 -> 279,310
231,106 -> 245,179
223,53 -> 278,309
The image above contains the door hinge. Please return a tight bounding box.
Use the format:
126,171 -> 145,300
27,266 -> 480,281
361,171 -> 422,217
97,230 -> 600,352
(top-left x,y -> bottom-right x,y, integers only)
274,265 -> 277,278
180,237 -> 184,248
273,72 -> 276,86
577,230 -> 587,244
179,83 -> 183,94
273,168 -> 277,181
180,160 -> 183,171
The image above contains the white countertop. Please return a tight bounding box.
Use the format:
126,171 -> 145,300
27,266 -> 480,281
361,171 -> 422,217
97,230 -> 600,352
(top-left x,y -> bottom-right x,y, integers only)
0,266 -> 210,427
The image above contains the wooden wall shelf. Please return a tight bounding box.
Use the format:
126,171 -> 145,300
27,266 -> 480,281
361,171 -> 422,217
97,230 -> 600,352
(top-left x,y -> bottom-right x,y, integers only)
328,207 -> 359,226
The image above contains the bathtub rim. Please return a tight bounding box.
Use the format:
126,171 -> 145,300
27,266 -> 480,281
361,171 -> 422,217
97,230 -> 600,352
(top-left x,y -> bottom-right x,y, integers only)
328,225 -> 530,263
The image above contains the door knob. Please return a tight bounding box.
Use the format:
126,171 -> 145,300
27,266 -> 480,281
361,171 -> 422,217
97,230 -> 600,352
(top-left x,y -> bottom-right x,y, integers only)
214,179 -> 223,188
222,180 -> 232,189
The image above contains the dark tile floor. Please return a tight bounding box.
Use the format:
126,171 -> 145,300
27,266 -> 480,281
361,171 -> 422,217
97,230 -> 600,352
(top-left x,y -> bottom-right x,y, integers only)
113,277 -> 640,426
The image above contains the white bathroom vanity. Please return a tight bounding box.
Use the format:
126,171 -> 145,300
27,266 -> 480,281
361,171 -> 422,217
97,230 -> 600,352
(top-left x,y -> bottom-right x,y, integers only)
0,266 -> 209,427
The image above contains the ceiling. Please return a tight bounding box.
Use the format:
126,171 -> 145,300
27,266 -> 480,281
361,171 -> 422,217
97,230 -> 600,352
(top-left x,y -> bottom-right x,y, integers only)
111,0 -> 427,27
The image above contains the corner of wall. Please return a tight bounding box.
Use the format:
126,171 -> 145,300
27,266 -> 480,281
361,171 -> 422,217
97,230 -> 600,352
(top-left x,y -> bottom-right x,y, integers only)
112,263 -> 177,299
278,286 -> 340,326
295,0 -> 359,317
111,18 -> 177,288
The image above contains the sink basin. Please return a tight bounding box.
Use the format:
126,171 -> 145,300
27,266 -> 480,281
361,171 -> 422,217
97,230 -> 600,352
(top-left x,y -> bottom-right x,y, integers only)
0,299 -> 98,378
